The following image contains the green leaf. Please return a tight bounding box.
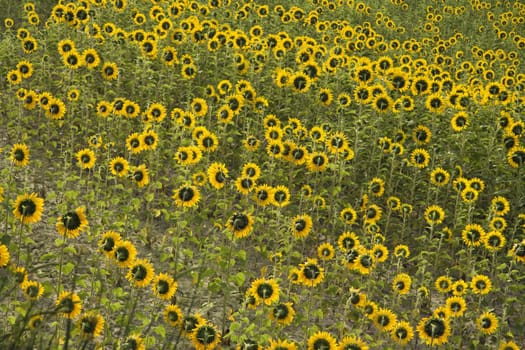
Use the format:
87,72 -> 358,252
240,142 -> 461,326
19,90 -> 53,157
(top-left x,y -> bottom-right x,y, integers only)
153,325 -> 166,338
62,262 -> 75,275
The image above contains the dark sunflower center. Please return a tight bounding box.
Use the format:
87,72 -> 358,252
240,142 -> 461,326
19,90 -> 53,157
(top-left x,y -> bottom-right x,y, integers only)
14,149 -> 25,161
104,66 -> 114,75
183,316 -> 198,332
349,294 -> 361,305
67,55 -> 78,65
487,235 -> 501,247
331,137 -> 344,148
396,328 -> 408,339
241,178 -> 253,189
202,136 -> 214,148
467,230 -> 481,242
451,302 -> 462,312
81,155 -> 91,164
343,238 -> 356,250
378,314 -> 391,326
26,285 -> 40,298
232,214 -> 249,230
19,199 -> 37,216
81,317 -> 97,333
157,280 -> 169,294
134,171 -> 144,182
113,162 -> 124,172
295,219 -> 306,231
195,325 -> 217,345
273,304 -> 289,319
423,318 -> 446,337
62,212 -> 81,230
58,297 -> 74,313
132,265 -> 147,281
303,264 -> 320,280
313,339 -> 331,350
415,154 -> 426,164
515,244 -> 525,257
359,254 -> 373,268
115,247 -> 130,262
313,155 -> 325,166
274,190 -> 287,203
179,188 -> 195,202
168,310 -> 179,322
144,135 -> 155,145
481,318 -> 492,329
215,171 -> 226,183
102,237 -> 115,251
256,283 -> 274,299
122,338 -> 138,350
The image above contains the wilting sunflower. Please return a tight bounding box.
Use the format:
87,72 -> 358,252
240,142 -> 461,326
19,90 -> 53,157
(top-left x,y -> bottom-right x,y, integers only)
112,240 -> 137,268
173,184 -> 200,208
249,278 -> 280,306
392,273 -> 412,295
56,291 -> 82,319
417,316 -> 450,346
191,321 -> 221,350
131,164 -> 149,188
307,331 -> 337,350
0,244 -> 10,268
98,231 -> 121,258
163,304 -> 183,327
10,143 -> 30,167
152,272 -> 177,301
78,311 -> 105,339
299,258 -> 324,287
13,192 -> 44,225
126,258 -> 155,288
226,212 -> 254,239
270,302 -> 295,326
56,207 -> 88,238
21,280 -> 44,300
76,148 -> 96,170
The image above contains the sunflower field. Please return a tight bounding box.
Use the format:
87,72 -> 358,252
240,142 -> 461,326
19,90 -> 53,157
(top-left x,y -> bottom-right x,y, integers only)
1,0 -> 525,349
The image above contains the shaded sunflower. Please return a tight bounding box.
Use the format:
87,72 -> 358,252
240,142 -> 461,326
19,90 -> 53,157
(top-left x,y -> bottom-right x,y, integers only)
56,291 -> 82,319
28,314 -> 44,330
270,302 -> 295,326
120,334 -> 145,350
249,278 -> 280,306
78,311 -> 105,339
56,207 -> 88,238
307,331 -> 337,350
21,280 -> 44,300
10,143 -> 30,167
163,304 -> 183,327
13,192 -> 44,225
226,212 -> 254,239
417,316 -> 450,346
152,272 -> 178,301
173,184 -> 200,208
126,258 -> 155,288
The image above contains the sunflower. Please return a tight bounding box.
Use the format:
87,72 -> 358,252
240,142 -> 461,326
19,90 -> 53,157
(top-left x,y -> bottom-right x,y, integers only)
270,302 -> 295,326
226,212 -> 254,239
113,240 -> 137,268
339,206 -> 357,225
424,204 -> 445,226
96,100 -> 112,118
16,60 -> 33,79
410,148 -> 431,169
75,148 -> 96,170
489,216 -> 507,232
470,274 -> 492,295
99,231 -> 121,258
461,224 -> 485,247
299,258 -> 324,287
45,98 -> 67,120
21,280 -> 44,300
10,143 -> 30,167
132,164 -> 149,188
173,184 -> 200,208
235,177 -> 256,195
28,314 -> 44,330
430,167 -> 450,187
101,62 -> 119,80
13,192 -> 44,225
291,214 -> 313,238
393,244 -> 410,259
249,278 -> 280,306
120,334 -> 145,350
307,151 -> 329,172
82,48 -> 100,69
371,308 -> 398,332
392,273 -> 411,295
197,132 -> 219,153
412,125 -> 432,145
498,341 -> 520,350
338,231 -> 360,252
267,339 -> 297,350
490,196 -> 510,216
474,311 -> 499,335
152,273 -> 178,301
307,331 -> 337,350
435,275 -> 453,293
272,185 -> 291,207
368,177 -> 385,197
372,94 -> 393,113
338,335 -> 369,350
0,244 -> 10,268
56,291 -> 82,319
417,316 -> 450,346
389,321 -> 414,345
253,184 -> 273,207
290,71 -> 312,93
164,304 -> 183,327
484,230 -> 506,251
109,157 -> 129,177
445,296 -> 467,317
450,111 -> 469,132
56,207 -> 89,238
364,204 -> 382,223
78,311 -> 105,339
126,258 -> 155,288
207,162 -> 228,190
191,321 -> 221,350
326,131 -> 349,154
7,70 -> 22,85
317,243 -> 335,261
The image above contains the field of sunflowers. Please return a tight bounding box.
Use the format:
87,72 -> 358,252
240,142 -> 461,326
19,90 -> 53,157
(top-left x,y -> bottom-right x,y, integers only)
1,0 -> 525,349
